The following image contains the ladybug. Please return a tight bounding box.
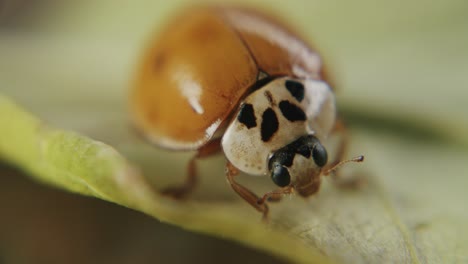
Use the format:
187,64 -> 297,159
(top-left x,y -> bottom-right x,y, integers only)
131,6 -> 363,219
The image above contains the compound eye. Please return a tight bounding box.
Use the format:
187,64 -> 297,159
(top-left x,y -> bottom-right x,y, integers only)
271,165 -> 291,187
312,143 -> 328,167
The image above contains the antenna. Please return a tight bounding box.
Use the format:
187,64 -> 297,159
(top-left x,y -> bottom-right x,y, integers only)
324,155 -> 364,176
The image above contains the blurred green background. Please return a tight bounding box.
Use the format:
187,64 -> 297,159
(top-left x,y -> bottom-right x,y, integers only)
1,0 -> 468,263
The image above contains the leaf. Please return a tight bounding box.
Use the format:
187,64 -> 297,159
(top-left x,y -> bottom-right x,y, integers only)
0,94 -> 332,263
3,94 -> 468,263
1,1 -> 468,263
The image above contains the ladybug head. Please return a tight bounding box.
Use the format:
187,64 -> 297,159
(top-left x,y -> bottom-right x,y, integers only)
268,135 -> 328,197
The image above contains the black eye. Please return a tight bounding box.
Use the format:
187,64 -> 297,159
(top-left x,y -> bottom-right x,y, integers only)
312,143 -> 328,167
271,165 -> 291,187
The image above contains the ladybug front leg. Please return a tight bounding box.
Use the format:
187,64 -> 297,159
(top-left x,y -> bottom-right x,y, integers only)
226,162 -> 269,221
161,139 -> 221,199
257,186 -> 294,204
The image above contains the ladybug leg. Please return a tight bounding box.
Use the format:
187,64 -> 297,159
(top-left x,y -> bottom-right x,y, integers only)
161,139 -> 221,199
325,119 -> 365,188
226,162 -> 269,221
257,186 -> 294,204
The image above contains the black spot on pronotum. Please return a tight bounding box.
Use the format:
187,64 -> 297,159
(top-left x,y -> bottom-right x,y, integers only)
238,103 -> 257,129
261,108 -> 279,142
279,101 -> 306,122
285,80 -> 305,102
